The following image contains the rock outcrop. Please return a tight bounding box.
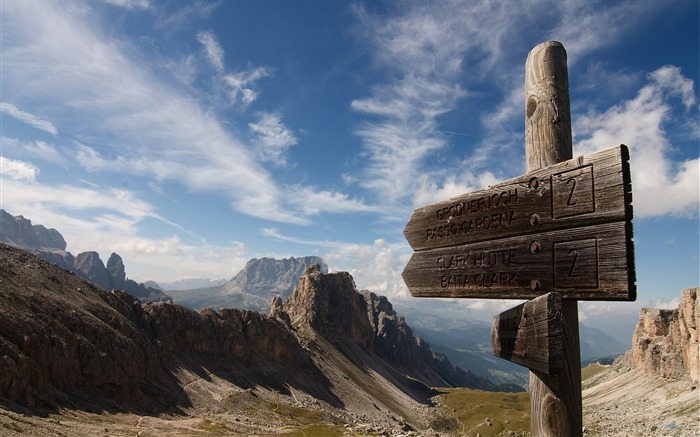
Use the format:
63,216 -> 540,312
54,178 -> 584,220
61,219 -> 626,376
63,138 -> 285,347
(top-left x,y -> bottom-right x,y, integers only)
624,287 -> 699,382
0,209 -> 66,250
1,243 -> 516,421
280,264 -> 515,391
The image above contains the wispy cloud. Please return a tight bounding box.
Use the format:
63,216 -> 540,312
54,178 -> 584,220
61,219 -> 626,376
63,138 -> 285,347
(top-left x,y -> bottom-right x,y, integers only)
1,3 -> 297,222
2,137 -> 66,164
249,112 -> 297,166
0,102 -> 58,136
104,0 -> 150,10
351,0 -> 676,219
197,30 -> 224,72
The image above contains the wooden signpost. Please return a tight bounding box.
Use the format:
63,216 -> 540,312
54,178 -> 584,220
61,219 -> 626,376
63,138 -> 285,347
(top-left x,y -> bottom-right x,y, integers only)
491,292 -> 564,375
401,41 -> 636,437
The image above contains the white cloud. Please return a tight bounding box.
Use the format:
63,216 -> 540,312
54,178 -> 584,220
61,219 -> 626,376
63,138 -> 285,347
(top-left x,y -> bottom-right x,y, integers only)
0,156 -> 39,182
249,112 -> 297,166
1,137 -> 66,164
0,102 -> 58,136
1,3 -> 302,223
287,186 -> 380,216
197,30 -> 224,72
104,0 -> 150,10
575,65 -> 699,218
222,67 -> 270,107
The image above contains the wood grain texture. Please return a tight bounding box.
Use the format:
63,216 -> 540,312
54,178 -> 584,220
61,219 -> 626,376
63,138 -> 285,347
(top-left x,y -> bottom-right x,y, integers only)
403,144 -> 632,252
402,221 -> 635,301
529,300 -> 582,436
526,41 -> 581,437
491,292 -> 564,374
525,41 -> 572,171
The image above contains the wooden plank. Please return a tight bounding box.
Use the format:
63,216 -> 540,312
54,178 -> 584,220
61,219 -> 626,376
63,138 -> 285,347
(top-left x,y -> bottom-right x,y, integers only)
491,292 -> 564,374
402,220 -> 636,301
403,144 -> 632,252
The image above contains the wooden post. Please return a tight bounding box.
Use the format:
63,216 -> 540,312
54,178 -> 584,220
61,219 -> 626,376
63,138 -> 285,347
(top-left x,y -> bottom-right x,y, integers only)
525,41 -> 582,436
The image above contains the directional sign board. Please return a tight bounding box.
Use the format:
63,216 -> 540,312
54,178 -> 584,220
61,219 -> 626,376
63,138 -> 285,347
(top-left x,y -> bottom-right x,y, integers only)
402,145 -> 635,301
491,292 -> 564,375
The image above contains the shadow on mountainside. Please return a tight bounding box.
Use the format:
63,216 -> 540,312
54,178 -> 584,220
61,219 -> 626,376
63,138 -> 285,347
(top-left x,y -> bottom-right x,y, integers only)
0,244 -> 343,416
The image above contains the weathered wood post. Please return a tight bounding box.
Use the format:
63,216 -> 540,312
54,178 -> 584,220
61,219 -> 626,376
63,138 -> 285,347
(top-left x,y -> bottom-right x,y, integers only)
525,41 -> 581,437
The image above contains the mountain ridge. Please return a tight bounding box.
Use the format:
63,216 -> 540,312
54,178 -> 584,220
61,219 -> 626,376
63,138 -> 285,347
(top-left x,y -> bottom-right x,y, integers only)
0,243 -> 517,435
0,209 -> 170,303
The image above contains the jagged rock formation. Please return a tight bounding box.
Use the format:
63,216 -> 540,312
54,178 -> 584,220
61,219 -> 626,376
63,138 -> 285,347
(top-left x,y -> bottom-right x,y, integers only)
167,256 -> 328,311
623,287 -> 699,382
0,209 -> 67,250
0,210 -> 170,303
280,264 -> 515,391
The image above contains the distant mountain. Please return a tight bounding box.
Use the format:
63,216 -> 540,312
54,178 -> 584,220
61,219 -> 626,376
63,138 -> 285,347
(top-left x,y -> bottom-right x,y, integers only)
152,278 -> 227,291
393,301 -> 529,388
168,256 -> 328,311
393,300 -> 633,388
0,244 -> 519,433
579,323 -> 629,362
0,209 -> 170,303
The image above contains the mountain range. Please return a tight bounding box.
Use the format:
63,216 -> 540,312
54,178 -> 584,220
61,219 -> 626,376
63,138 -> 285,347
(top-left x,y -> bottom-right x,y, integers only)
163,256 -> 328,311
0,242 -> 520,434
0,209 -> 170,303
0,209 -> 628,389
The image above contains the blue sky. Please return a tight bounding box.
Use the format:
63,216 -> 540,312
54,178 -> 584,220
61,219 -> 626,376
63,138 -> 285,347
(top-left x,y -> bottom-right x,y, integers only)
1,0 -> 698,330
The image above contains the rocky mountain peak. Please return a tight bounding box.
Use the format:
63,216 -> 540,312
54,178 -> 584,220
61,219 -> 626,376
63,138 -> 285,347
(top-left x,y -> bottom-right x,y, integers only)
283,269 -> 374,349
0,209 -> 66,250
279,268 -> 510,390
222,255 -> 328,301
624,287 -> 698,382
74,251 -> 112,286
107,252 -> 126,283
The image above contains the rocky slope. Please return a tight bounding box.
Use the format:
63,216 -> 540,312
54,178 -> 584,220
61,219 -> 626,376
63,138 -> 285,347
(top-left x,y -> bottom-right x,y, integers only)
582,287 -> 699,436
0,209 -> 169,302
0,244 -> 512,435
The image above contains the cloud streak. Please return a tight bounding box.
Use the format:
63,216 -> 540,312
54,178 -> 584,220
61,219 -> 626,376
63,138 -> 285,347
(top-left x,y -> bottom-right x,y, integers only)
0,102 -> 58,136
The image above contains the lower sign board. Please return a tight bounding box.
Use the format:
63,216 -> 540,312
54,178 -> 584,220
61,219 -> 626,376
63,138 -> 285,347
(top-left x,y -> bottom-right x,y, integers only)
402,221 -> 635,301
491,292 -> 563,375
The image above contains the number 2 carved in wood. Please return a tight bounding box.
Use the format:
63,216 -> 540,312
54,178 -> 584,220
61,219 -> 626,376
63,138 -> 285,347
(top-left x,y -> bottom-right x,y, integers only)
568,249 -> 579,277
566,178 -> 578,206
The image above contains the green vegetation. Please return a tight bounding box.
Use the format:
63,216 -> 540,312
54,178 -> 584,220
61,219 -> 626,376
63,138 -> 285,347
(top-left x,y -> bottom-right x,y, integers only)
436,388 -> 530,437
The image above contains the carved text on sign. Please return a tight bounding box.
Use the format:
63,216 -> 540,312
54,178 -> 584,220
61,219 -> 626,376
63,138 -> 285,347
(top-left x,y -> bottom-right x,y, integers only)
403,145 -> 632,252
402,221 -> 635,300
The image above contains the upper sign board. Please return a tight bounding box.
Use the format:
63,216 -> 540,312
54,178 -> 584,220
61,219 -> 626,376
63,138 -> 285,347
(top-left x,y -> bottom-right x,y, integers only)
403,145 -> 632,252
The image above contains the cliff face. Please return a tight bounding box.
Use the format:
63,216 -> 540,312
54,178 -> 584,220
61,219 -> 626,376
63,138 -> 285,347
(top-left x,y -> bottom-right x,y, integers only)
1,244 -> 516,418
624,287 -> 699,382
280,265 -> 511,391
